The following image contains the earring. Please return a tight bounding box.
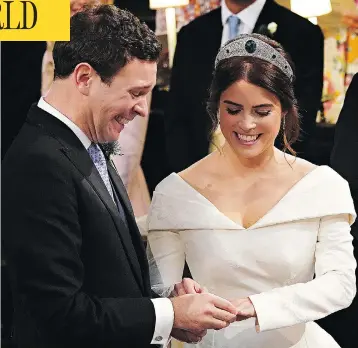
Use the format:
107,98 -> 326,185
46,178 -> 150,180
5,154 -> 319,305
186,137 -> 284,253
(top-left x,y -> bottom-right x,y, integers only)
282,116 -> 286,131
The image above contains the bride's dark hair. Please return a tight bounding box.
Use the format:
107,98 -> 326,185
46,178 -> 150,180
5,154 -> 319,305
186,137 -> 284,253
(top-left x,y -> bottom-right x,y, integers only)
206,34 -> 300,156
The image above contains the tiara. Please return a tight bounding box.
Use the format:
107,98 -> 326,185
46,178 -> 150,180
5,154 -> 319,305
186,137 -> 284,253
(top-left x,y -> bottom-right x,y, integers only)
215,35 -> 293,81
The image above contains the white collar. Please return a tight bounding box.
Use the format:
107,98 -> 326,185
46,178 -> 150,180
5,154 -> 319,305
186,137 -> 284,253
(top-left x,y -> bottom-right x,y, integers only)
37,97 -> 92,150
221,0 -> 266,31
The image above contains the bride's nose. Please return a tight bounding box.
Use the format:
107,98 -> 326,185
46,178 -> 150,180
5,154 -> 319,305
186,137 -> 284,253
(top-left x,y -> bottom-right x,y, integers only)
238,115 -> 256,132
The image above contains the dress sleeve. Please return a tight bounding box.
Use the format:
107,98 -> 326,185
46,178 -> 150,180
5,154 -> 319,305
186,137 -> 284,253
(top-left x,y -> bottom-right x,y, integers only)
249,213 -> 356,332
147,229 -> 186,298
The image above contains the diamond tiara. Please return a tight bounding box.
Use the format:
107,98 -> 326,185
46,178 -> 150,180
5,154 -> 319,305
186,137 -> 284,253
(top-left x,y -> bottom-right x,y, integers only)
215,35 -> 293,81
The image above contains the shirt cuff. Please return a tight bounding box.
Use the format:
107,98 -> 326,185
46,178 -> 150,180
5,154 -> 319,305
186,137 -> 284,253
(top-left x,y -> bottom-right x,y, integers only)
150,298 -> 174,345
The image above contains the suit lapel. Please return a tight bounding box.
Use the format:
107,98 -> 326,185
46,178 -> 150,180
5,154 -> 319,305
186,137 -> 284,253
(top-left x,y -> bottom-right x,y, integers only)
63,147 -> 146,294
253,0 -> 276,33
27,106 -> 147,295
107,160 -> 135,218
211,8 -> 223,50
206,8 -> 223,68
107,162 -> 151,296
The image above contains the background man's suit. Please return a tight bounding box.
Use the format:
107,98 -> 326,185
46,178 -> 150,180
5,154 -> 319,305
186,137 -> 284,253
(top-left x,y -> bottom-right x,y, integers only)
2,105 -> 159,348
331,73 -> 358,241
165,0 -> 324,172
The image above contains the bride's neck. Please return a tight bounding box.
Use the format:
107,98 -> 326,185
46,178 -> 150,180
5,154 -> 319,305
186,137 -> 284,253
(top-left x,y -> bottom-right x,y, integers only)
220,142 -> 277,176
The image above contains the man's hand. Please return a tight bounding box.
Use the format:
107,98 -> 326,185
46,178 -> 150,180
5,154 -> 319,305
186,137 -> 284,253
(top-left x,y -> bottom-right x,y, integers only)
172,278 -> 208,296
170,293 -> 237,332
230,298 -> 256,321
171,328 -> 207,344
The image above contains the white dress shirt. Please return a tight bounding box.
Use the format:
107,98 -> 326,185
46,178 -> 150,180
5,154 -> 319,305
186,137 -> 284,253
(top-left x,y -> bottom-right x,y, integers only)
37,97 -> 174,346
221,0 -> 267,47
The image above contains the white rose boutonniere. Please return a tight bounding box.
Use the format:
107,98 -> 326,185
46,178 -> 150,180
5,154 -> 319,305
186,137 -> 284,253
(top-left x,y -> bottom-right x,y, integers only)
267,22 -> 278,35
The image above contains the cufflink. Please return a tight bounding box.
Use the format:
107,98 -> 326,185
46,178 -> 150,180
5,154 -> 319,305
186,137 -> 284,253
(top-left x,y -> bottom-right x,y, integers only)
155,336 -> 163,342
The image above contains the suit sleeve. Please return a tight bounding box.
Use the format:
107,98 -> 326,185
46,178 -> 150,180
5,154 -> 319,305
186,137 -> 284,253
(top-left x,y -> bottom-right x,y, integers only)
165,25 -> 195,172
293,25 -> 324,156
249,212 -> 356,332
2,152 -> 156,346
331,74 -> 358,237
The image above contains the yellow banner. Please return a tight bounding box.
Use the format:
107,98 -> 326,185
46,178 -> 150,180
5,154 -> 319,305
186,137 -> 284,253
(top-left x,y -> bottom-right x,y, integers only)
0,0 -> 70,41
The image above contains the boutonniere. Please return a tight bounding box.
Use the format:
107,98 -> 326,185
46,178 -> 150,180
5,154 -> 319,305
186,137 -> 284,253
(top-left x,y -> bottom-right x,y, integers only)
100,141 -> 122,159
267,22 -> 278,35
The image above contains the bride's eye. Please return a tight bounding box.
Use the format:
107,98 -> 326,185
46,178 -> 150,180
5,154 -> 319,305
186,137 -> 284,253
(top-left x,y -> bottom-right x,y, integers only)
255,109 -> 272,117
226,108 -> 241,115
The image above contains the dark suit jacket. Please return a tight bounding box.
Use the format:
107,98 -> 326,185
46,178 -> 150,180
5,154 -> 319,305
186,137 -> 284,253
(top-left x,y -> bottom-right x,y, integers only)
165,0 -> 324,172
330,73 -> 358,240
2,105 -> 157,348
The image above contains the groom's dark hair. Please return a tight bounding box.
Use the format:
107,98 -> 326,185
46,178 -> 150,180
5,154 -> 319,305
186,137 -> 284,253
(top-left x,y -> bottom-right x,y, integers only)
53,4 -> 161,84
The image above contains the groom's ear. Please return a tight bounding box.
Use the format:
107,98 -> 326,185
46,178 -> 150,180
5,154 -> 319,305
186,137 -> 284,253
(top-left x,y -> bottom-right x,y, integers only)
74,63 -> 96,96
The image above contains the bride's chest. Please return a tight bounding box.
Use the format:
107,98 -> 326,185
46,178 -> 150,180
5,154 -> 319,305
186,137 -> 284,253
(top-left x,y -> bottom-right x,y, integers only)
200,179 -> 295,228
180,220 -> 320,283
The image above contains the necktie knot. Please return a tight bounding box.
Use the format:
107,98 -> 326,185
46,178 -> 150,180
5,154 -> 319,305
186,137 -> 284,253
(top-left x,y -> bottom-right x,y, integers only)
228,15 -> 240,41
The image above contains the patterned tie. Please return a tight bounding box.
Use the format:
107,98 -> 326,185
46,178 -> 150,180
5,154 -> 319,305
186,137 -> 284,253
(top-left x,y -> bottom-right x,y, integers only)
228,15 -> 240,41
88,143 -> 114,201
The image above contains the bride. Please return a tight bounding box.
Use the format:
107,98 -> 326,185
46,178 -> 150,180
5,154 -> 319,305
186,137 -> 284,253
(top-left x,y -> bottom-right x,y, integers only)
146,34 -> 357,347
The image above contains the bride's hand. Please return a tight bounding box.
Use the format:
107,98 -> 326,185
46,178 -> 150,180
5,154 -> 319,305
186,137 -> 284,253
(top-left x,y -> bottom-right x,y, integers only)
172,278 -> 209,296
230,298 -> 256,321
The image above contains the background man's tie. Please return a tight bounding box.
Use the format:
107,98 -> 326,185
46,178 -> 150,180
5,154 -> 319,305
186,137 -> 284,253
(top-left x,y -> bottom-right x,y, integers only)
228,15 -> 240,41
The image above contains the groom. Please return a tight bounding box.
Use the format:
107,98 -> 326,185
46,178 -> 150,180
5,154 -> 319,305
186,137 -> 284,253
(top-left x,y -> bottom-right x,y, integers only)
2,5 -> 237,348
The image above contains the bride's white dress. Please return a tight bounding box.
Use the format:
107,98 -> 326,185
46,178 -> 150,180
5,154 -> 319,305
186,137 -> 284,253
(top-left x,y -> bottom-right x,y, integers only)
146,166 -> 357,348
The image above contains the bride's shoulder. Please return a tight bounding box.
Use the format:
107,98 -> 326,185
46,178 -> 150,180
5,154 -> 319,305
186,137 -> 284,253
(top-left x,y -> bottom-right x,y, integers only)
278,151 -> 348,186
277,150 -> 315,172
153,155 -> 212,196
153,155 -> 217,198
289,156 -> 348,188
291,157 -> 317,176
154,173 -> 179,194
179,153 -> 217,184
